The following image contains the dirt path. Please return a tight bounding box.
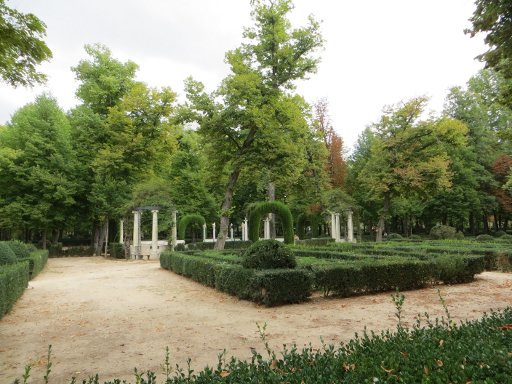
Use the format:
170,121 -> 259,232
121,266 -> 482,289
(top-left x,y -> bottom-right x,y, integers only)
1,257 -> 511,383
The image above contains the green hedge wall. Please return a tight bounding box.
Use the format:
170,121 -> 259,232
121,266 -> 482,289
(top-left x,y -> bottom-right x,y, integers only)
0,261 -> 29,316
160,251 -> 312,306
19,249 -> 49,278
178,214 -> 206,240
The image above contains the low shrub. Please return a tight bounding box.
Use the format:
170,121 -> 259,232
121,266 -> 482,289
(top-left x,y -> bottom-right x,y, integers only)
60,246 -> 95,257
6,240 -> 31,259
250,269 -> 313,306
429,224 -> 462,240
109,243 -> 124,259
497,233 -> 512,242
160,251 -> 311,306
0,242 -> 17,265
493,230 -> 507,237
476,234 -> 495,242
435,254 -> 485,284
0,261 -> 29,317
294,238 -> 335,247
242,240 -> 296,269
386,232 -> 403,240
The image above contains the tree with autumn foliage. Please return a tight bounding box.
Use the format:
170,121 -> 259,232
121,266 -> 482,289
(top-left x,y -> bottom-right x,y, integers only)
314,99 -> 346,189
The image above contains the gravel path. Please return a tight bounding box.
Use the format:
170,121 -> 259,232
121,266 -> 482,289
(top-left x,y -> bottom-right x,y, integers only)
1,257 -> 510,383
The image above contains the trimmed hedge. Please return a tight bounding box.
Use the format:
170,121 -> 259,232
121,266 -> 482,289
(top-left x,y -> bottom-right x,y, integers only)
248,201 -> 294,244
0,241 -> 17,265
294,237 -> 335,247
242,240 -> 296,269
178,214 -> 206,240
0,261 -> 29,316
18,249 -> 49,278
6,240 -> 31,259
309,258 -> 436,297
160,251 -> 312,306
187,241 -> 252,251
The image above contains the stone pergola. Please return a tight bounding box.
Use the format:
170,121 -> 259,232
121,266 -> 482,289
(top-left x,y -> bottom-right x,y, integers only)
119,206 -> 178,259
330,210 -> 356,243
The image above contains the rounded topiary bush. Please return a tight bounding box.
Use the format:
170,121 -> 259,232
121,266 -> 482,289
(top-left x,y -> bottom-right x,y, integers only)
242,240 -> 296,270
494,230 -> 507,238
6,240 -> 30,259
430,224 -> 461,240
386,233 -> 403,240
0,242 -> 17,265
476,234 -> 494,242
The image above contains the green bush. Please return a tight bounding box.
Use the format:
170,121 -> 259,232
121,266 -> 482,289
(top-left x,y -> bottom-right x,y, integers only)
0,261 -> 29,317
48,242 -> 63,257
429,224 -> 462,240
6,240 -> 31,259
434,254 -> 485,284
250,269 -> 313,306
242,240 -> 296,269
160,251 -> 311,306
0,242 -> 17,265
294,238 -> 335,247
248,201 -> 294,244
476,234 -> 495,242
386,232 -> 403,240
178,214 -> 206,240
109,243 -> 124,258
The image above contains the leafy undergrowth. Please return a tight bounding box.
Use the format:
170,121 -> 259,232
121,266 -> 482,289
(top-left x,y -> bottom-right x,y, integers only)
15,293 -> 512,384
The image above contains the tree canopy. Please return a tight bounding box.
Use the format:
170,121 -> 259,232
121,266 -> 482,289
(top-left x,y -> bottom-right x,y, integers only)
0,0 -> 52,87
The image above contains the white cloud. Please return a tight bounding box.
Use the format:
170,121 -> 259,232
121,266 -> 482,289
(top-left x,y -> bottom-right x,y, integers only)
1,0 -> 486,151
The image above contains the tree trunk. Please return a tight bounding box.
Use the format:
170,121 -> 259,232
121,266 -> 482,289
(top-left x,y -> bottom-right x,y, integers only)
215,166 -> 241,250
482,213 -> 489,234
376,194 -> 390,242
267,181 -> 276,239
94,218 -> 109,256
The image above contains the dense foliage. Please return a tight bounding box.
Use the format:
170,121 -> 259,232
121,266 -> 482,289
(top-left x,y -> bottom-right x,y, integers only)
242,240 -> 296,269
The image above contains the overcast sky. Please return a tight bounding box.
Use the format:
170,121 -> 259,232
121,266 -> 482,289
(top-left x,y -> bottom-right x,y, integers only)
1,0 -> 487,151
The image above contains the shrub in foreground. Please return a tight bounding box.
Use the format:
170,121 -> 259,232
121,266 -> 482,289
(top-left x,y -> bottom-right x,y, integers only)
0,261 -> 29,316
15,306 -> 512,383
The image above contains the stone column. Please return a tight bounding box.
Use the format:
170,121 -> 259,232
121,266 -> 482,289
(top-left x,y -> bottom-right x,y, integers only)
202,223 -> 207,241
335,213 -> 341,242
171,210 -> 177,251
151,210 -> 159,259
244,218 -> 248,241
119,219 -> 124,244
331,212 -> 336,240
132,210 -> 139,259
264,218 -> 270,239
347,210 -> 354,242
230,223 -> 234,241
212,222 -> 216,242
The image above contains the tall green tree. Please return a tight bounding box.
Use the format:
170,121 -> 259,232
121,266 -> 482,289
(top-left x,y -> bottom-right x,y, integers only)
356,97 -> 461,241
70,45 -> 178,254
0,0 -> 52,87
0,95 -> 76,246
443,69 -> 512,233
184,0 -> 323,249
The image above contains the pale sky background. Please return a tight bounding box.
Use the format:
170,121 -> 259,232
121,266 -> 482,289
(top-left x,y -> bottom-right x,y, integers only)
0,0 -> 487,152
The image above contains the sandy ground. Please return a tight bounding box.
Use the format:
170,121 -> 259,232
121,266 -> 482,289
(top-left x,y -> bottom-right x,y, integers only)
0,257 -> 511,383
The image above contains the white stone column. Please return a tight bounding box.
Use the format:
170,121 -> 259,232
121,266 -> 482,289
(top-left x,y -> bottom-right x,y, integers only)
347,210 -> 354,242
335,213 -> 341,241
119,220 -> 124,244
132,210 -> 140,259
151,210 -> 159,259
331,212 -> 336,240
264,218 -> 270,239
230,223 -> 234,241
202,223 -> 207,241
171,210 -> 177,251
244,218 -> 248,241
212,222 -> 216,242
